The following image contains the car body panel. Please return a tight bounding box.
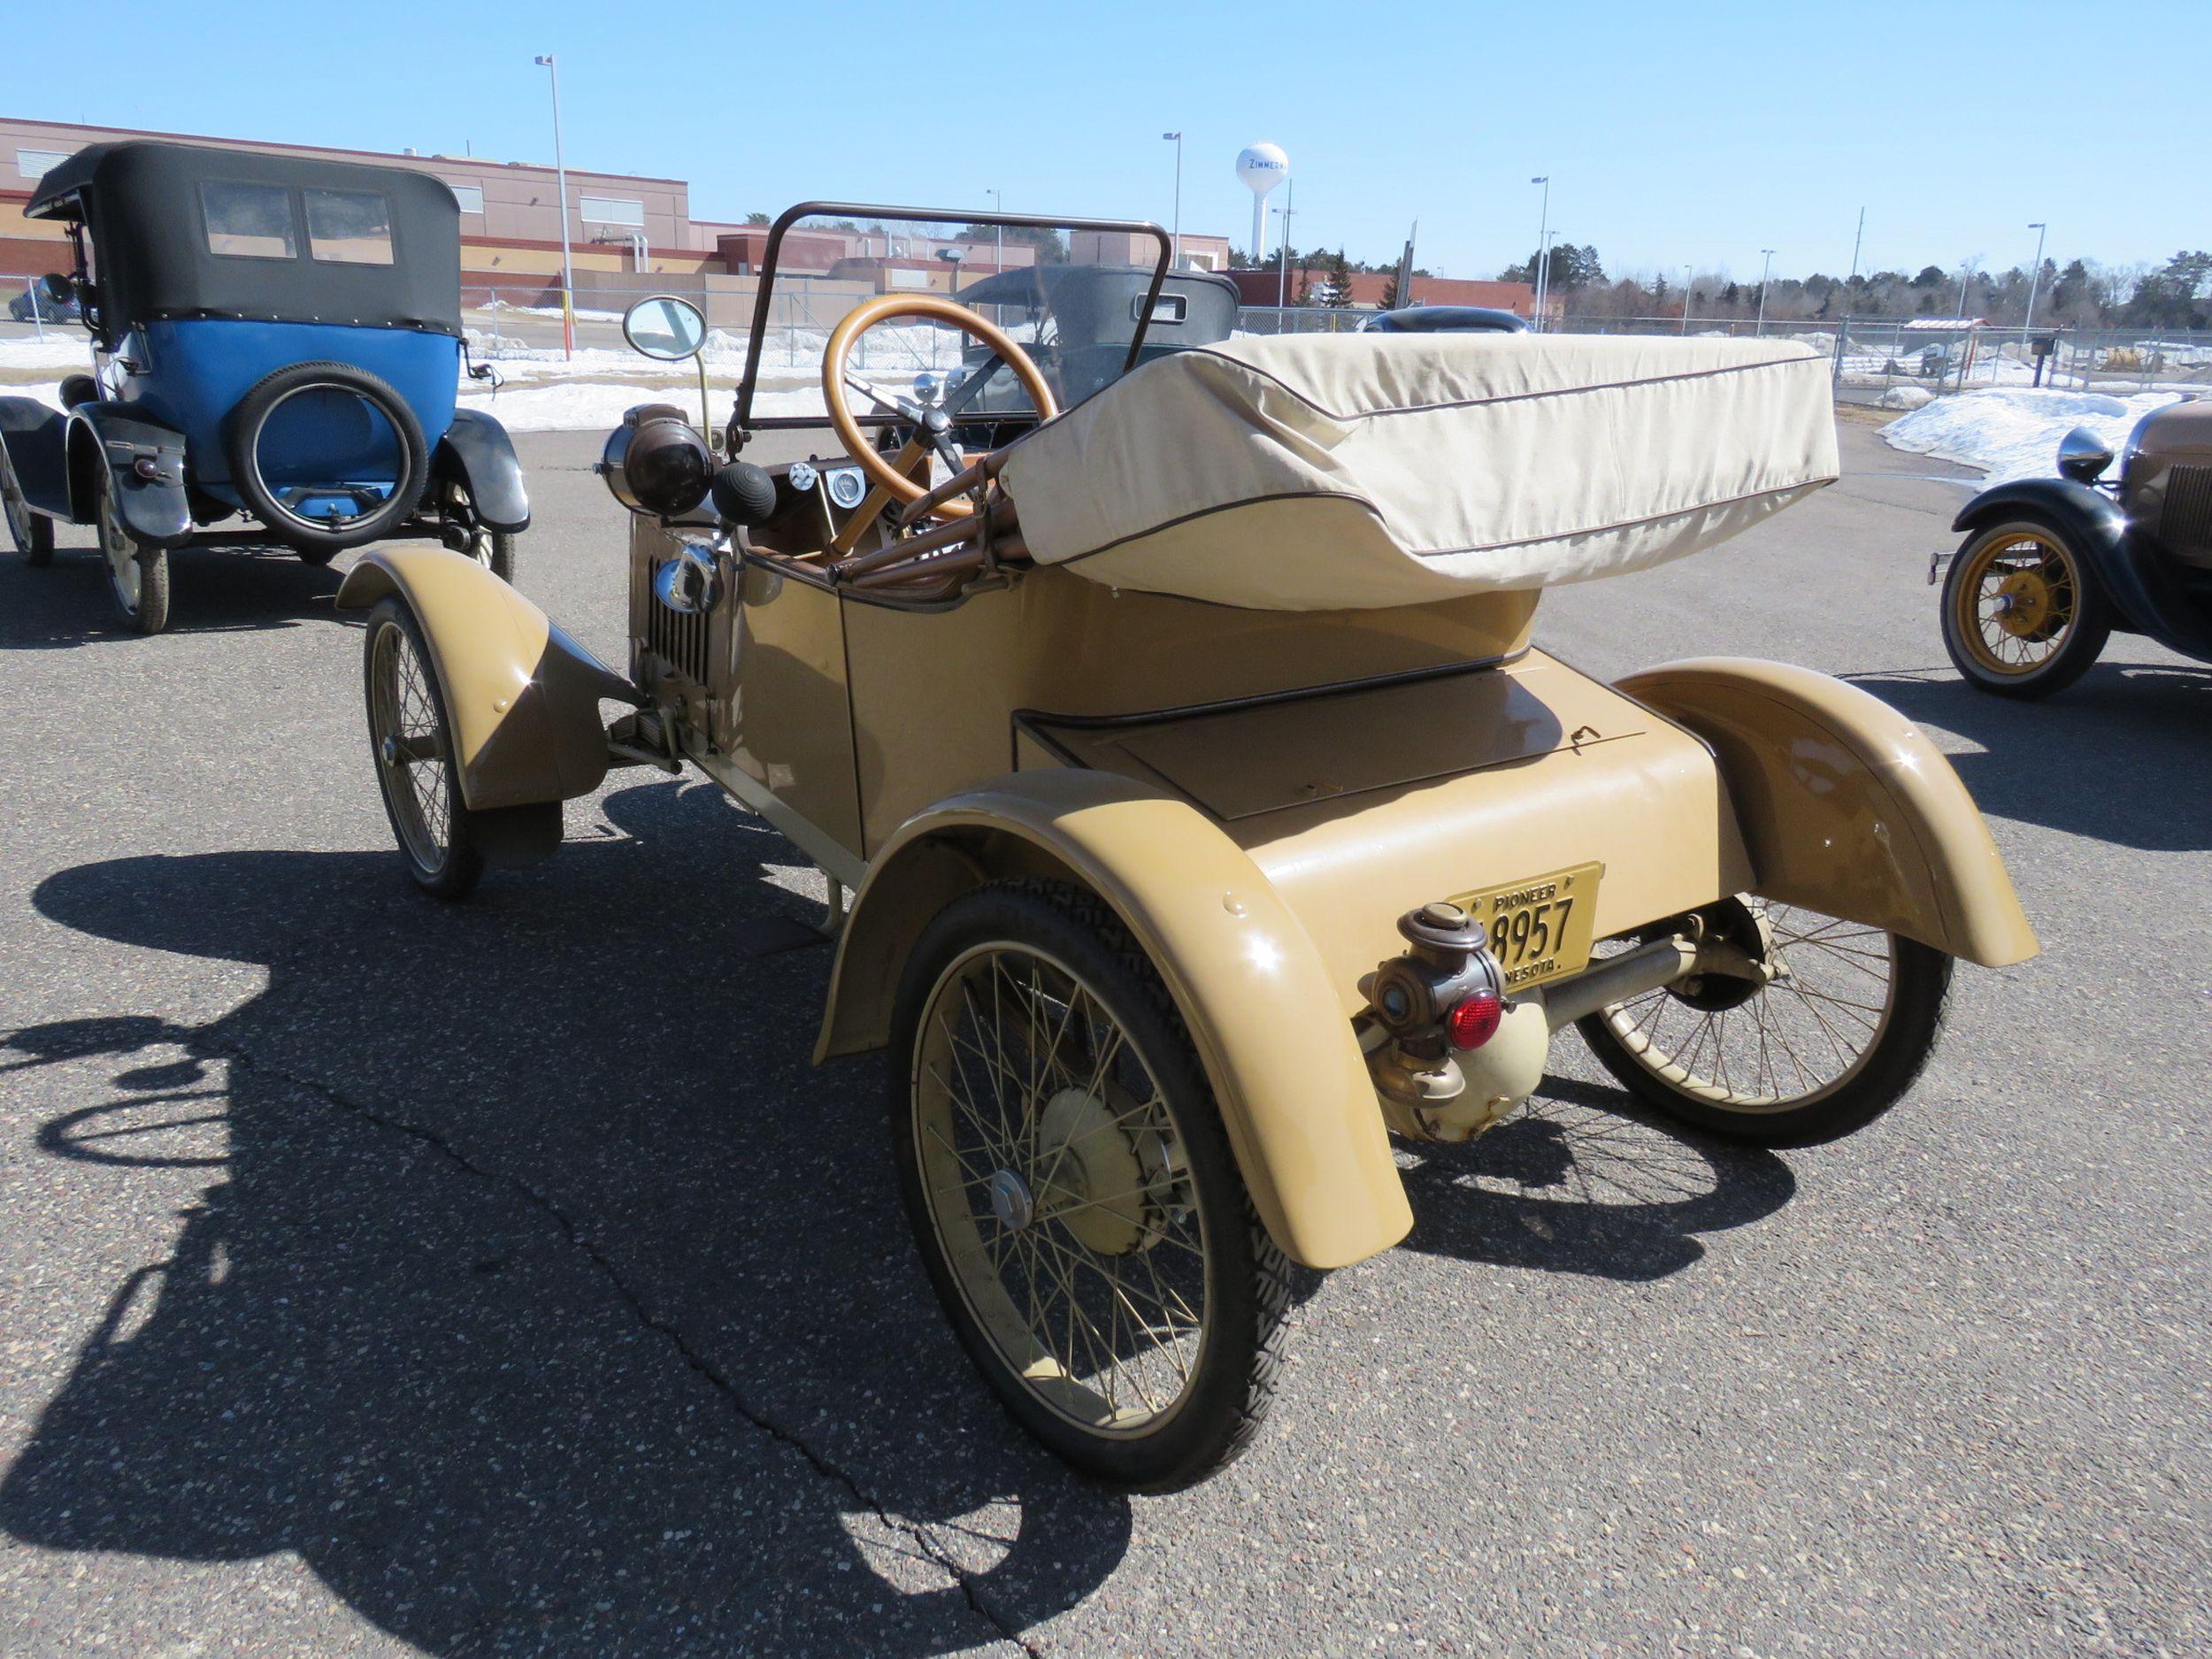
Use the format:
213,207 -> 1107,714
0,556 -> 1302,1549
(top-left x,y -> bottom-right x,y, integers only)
67,403 -> 191,545
335,548 -> 636,810
1617,657 -> 2039,968
816,767 -> 1415,1271
435,408 -> 531,532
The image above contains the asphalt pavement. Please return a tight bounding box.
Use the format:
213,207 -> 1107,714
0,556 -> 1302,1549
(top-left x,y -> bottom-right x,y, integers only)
0,416 -> 2204,1658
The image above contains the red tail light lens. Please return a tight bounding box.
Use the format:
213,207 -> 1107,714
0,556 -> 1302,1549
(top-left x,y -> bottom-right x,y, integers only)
1447,989 -> 1502,1050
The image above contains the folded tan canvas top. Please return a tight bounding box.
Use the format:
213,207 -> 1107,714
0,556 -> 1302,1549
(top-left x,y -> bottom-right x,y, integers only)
995,332 -> 1839,611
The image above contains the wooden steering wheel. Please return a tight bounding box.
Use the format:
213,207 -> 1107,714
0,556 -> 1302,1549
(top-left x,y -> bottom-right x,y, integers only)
822,293 -> 1059,520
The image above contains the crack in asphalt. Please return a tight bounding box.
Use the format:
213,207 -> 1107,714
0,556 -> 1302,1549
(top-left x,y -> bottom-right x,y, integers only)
38,1019 -> 1047,1659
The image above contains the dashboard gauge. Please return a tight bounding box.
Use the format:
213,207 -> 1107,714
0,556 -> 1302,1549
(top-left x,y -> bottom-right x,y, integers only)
825,467 -> 867,511
787,460 -> 818,494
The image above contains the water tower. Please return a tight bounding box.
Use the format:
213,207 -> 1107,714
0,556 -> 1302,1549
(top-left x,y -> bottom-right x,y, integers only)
1236,142 -> 1289,263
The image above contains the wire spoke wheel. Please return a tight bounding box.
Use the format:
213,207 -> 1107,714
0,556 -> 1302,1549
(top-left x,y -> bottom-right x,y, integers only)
442,479 -> 516,582
1577,899 -> 1953,1147
363,596 -> 482,899
96,465 -> 168,633
1941,519 -> 2108,697
916,942 -> 1207,1433
2,438 -> 52,565
893,883 -> 1287,1490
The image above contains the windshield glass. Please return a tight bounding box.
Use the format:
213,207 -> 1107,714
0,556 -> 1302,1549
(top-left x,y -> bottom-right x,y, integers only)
732,206 -> 1179,434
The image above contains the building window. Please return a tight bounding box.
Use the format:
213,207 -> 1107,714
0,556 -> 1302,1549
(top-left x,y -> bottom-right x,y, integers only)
305,188 -> 395,265
449,183 -> 485,215
16,148 -> 72,180
579,195 -> 644,227
201,180 -> 298,260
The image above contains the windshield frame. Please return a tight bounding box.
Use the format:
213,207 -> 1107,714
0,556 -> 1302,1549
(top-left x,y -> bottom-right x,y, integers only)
732,199 -> 1172,435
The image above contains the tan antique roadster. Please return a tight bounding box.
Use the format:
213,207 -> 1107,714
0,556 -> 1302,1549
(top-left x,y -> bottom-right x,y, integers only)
341,204 -> 2037,1490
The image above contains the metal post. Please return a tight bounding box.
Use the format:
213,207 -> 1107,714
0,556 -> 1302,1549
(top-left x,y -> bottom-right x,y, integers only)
1847,206 -> 1865,288
2020,221 -> 2048,357
1679,264 -> 1693,334
1275,178 -> 1295,310
1755,249 -> 1775,335
1530,176 -> 1550,333
1163,133 -> 1183,269
987,188 -> 1002,272
25,277 -> 44,343
534,54 -> 575,360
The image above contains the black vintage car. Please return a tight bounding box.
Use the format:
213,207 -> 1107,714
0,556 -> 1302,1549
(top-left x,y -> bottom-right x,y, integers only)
1936,401 -> 2212,696
0,141 -> 526,634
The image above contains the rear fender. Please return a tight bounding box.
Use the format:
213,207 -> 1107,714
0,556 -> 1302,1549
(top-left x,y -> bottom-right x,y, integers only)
1618,658 -> 2038,968
0,396 -> 71,518
818,769 -> 1413,1271
335,547 -> 639,810
434,409 -> 530,532
65,405 -> 190,546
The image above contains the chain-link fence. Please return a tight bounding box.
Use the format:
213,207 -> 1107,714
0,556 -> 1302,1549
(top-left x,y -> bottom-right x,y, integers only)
1539,311 -> 2212,407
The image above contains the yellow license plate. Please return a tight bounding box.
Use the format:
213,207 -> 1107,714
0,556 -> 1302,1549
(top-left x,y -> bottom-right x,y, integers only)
1450,862 -> 1603,991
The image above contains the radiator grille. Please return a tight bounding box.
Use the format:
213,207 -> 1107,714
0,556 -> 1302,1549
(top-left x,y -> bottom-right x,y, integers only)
646,562 -> 712,687
2161,465 -> 2212,560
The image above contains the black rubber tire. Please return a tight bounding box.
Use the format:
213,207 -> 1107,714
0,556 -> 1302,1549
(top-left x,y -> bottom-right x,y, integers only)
363,595 -> 485,901
227,360 -> 429,556
889,879 -> 1292,1492
2,438 -> 54,567
1578,935 -> 1955,1148
96,464 -> 169,634
1940,517 -> 2111,699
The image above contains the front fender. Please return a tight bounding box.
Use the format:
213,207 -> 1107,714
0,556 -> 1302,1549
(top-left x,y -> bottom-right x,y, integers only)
66,405 -> 190,546
1619,658 -> 2037,968
434,408 -> 530,532
818,769 -> 1412,1271
335,547 -> 638,810
1949,476 -> 2212,654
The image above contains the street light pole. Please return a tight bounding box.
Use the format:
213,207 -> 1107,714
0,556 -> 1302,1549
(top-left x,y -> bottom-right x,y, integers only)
1680,263 -> 1694,334
1162,133 -> 1183,269
533,53 -> 575,360
987,188 -> 1002,272
2021,221 -> 2048,352
1755,248 -> 1775,335
1274,178 -> 1296,310
1530,175 -> 1550,333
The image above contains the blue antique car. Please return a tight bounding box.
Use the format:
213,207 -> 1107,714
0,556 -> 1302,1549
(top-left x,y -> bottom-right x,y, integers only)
0,141 -> 526,633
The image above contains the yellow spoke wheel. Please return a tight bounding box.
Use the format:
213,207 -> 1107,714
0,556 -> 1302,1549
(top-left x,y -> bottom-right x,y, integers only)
891,881 -> 1289,1491
1939,519 -> 2108,698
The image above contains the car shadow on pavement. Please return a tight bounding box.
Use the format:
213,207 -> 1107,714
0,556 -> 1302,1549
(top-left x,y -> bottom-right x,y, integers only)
0,779 -> 1131,1655
1394,1079 -> 1797,1280
1849,662 -> 2212,851
0,538 -> 345,648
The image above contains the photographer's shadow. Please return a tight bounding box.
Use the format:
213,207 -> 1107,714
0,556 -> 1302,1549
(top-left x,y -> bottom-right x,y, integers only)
1,779 -> 1129,1656
1397,1077 -> 1797,1280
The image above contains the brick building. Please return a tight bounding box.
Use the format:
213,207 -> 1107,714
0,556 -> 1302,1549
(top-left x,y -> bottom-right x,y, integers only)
3,116 -> 1233,315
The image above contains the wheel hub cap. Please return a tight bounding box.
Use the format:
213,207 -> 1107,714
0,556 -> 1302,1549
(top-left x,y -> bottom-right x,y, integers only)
1035,1085 -> 1154,1256
987,1168 -> 1034,1233
1993,570 -> 2055,637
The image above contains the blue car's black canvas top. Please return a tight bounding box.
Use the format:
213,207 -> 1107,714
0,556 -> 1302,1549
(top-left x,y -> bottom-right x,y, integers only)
27,141 -> 462,338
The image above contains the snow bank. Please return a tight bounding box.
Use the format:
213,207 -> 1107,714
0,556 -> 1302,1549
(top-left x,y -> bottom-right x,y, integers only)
1880,388 -> 2183,483
0,335 -> 97,373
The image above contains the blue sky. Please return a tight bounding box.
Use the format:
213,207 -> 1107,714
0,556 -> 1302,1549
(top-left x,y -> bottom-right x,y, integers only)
4,0 -> 2195,282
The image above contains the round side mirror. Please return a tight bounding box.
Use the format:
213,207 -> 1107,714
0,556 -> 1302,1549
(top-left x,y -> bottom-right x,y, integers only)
622,295 -> 708,362
2056,425 -> 2114,483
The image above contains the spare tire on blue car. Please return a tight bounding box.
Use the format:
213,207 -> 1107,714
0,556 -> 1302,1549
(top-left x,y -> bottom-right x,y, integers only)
225,360 -> 430,562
